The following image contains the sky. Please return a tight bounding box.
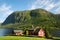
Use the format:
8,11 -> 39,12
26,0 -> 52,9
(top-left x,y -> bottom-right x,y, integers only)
0,0 -> 60,23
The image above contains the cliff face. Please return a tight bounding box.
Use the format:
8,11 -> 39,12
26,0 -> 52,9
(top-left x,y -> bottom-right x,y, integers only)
2,8 -> 60,28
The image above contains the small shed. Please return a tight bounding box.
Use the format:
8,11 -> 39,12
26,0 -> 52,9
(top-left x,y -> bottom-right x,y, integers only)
14,30 -> 23,35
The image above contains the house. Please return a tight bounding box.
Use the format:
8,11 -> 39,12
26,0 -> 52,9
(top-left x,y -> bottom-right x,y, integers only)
26,27 -> 45,37
14,30 -> 23,35
24,25 -> 45,37
34,28 -> 45,37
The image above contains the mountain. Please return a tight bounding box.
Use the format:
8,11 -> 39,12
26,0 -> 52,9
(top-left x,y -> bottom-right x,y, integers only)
2,8 -> 60,29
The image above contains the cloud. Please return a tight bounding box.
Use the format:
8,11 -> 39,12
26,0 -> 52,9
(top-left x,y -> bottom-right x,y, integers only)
30,0 -> 53,9
54,2 -> 60,14
30,0 -> 60,14
55,7 -> 60,14
0,3 -> 13,23
45,3 -> 55,10
0,20 -> 3,23
0,4 -> 13,14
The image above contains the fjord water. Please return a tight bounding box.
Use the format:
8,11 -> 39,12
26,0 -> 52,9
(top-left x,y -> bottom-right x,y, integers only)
0,28 -> 13,36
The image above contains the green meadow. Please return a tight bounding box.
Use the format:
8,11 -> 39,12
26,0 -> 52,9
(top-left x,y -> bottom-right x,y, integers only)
0,36 -> 45,40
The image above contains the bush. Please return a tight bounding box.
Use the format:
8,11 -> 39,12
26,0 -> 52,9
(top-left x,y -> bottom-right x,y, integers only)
45,28 -> 52,39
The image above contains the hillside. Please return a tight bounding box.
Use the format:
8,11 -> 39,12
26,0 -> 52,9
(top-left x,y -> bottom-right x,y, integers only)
1,8 -> 60,29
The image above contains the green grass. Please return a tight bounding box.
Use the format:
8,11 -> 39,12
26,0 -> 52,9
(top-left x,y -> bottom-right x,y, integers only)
0,36 -> 45,40
53,37 -> 60,40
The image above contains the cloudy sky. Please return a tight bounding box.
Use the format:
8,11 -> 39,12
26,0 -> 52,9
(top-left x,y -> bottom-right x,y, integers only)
0,0 -> 60,23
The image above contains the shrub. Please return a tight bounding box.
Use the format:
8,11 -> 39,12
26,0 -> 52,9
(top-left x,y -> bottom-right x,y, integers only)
45,28 -> 52,39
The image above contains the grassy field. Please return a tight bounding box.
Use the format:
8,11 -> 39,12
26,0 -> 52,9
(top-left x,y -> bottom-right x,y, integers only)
0,36 -> 45,40
53,37 -> 60,40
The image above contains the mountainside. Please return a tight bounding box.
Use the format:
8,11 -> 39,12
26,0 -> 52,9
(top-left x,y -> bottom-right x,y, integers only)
2,8 -> 60,29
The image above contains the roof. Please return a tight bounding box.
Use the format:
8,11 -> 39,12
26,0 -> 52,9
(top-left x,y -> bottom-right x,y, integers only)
34,27 -> 44,32
34,28 -> 41,33
14,30 -> 23,32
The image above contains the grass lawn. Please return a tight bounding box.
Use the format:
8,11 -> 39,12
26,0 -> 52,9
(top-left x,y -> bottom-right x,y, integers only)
0,36 -> 45,40
53,37 -> 60,40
